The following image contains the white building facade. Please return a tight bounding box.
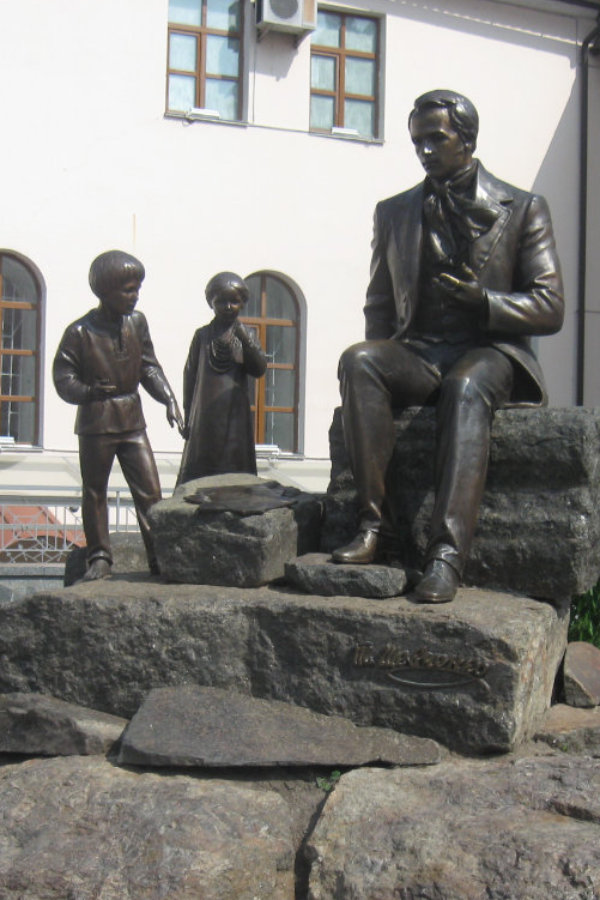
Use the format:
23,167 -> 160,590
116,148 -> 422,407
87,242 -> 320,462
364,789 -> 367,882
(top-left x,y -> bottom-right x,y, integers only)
2,0 -> 600,499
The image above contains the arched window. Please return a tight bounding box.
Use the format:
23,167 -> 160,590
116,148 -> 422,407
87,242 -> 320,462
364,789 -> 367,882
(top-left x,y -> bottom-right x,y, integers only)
0,253 -> 44,445
242,272 -> 305,454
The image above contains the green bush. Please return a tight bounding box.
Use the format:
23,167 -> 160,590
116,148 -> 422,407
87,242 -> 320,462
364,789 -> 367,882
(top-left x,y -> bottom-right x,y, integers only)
569,581 -> 600,648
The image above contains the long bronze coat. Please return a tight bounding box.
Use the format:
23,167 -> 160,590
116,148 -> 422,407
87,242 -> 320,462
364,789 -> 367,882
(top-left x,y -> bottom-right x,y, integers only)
176,323 -> 266,485
364,163 -> 565,405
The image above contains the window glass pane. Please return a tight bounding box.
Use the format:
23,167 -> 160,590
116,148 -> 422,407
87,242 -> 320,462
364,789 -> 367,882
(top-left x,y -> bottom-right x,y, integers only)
266,324 -> 295,365
265,368 -> 295,407
346,16 -> 377,53
206,35 -> 240,77
2,308 -> 37,352
345,57 -> 375,97
205,78 -> 238,119
1,258 -> 37,304
310,95 -> 335,131
169,33 -> 197,71
311,11 -> 341,47
265,411 -> 294,451
344,98 -> 374,137
168,0 -> 202,26
244,278 -> 262,317
0,402 -> 9,438
311,55 -> 336,92
206,0 -> 240,31
1,399 -> 35,444
168,73 -> 196,111
265,277 -> 296,319
1,353 -> 36,396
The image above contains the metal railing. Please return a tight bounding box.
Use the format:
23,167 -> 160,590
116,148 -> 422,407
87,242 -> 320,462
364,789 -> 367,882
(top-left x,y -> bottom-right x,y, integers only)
0,486 -> 142,564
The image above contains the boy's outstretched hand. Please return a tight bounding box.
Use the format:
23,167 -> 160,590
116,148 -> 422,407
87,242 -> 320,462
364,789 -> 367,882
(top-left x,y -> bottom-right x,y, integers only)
166,398 -> 185,436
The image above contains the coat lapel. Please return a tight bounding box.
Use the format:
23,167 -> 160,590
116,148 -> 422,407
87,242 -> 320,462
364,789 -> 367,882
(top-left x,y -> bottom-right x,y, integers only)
469,164 -> 513,275
390,183 -> 423,304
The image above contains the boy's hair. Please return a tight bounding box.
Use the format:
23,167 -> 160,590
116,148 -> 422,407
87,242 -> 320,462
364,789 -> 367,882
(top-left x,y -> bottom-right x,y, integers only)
89,250 -> 145,299
205,271 -> 249,308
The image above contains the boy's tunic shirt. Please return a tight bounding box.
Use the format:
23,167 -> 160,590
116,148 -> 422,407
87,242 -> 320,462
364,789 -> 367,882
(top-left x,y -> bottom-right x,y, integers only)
53,306 -> 173,435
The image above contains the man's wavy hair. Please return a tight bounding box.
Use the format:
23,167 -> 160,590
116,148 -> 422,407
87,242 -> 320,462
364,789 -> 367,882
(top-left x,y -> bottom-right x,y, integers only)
89,250 -> 145,299
408,90 -> 479,152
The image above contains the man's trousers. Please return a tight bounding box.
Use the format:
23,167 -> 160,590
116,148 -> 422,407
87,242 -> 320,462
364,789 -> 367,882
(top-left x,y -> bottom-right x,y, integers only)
338,338 -> 514,575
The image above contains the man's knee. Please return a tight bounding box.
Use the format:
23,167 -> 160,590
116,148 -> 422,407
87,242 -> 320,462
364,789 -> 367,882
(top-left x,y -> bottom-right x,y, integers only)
338,342 -> 377,380
439,367 -> 514,419
441,350 -> 514,411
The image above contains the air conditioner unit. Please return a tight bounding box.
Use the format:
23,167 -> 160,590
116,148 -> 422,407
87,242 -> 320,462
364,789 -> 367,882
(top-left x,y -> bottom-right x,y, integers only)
256,0 -> 316,38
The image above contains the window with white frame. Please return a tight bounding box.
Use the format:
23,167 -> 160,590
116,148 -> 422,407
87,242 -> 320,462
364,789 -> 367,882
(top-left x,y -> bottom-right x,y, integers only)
310,9 -> 380,139
167,0 -> 243,121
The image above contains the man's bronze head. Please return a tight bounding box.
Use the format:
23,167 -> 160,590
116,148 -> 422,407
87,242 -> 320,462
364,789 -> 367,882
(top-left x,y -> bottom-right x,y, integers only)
409,90 -> 479,153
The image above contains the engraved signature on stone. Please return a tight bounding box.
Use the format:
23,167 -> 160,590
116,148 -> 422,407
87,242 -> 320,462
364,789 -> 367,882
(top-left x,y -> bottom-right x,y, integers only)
353,642 -> 489,689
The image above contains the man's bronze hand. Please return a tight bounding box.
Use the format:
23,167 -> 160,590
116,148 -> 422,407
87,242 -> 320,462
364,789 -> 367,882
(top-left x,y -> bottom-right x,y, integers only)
436,263 -> 485,311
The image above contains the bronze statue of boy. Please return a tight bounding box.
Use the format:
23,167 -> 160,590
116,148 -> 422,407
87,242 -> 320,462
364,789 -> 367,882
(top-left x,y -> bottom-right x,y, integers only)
333,90 -> 564,603
53,250 -> 183,581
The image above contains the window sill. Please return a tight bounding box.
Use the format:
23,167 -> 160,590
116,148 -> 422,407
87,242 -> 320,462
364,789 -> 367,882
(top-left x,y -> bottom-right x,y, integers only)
164,111 -> 248,128
310,128 -> 383,145
164,112 -> 384,144
0,442 -> 43,454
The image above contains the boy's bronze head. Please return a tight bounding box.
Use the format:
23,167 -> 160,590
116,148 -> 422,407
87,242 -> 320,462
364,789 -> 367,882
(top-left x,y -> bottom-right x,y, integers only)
89,250 -> 145,300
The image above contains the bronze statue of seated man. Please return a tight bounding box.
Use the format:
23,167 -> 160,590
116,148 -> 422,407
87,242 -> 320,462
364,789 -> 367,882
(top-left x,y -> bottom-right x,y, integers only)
333,90 -> 564,603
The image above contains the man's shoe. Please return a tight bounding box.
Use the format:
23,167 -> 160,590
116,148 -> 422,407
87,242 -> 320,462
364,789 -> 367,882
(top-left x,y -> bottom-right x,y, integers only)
412,559 -> 459,603
332,529 -> 379,565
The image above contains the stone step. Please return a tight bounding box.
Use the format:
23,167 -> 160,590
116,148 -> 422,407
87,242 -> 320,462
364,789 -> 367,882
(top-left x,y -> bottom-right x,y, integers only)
117,685 -> 442,768
0,578 -> 567,754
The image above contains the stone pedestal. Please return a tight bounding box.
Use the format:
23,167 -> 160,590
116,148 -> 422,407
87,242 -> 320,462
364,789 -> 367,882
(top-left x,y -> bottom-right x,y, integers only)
149,474 -> 321,587
285,552 -> 408,599
322,406 -> 600,601
0,580 -> 568,754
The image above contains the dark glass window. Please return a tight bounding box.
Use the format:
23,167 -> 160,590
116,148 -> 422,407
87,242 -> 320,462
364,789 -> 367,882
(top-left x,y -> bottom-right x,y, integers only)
0,254 -> 42,445
242,273 -> 301,453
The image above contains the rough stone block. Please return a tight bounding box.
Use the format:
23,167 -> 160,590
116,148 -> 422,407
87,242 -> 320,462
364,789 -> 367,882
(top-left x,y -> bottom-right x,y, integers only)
323,406 -> 600,601
563,641 -> 600,707
284,552 -> 408,598
534,703 -> 600,754
306,756 -> 600,899
0,757 -> 294,899
0,581 -> 568,754
118,685 -> 442,768
0,693 -> 126,756
149,474 -> 299,586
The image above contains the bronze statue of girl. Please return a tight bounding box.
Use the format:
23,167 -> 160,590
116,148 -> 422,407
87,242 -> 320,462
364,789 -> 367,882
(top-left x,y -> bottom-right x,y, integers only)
177,272 -> 267,485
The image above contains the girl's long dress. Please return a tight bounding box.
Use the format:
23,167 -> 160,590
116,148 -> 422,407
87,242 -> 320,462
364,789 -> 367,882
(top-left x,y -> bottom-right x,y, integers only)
176,324 -> 266,485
